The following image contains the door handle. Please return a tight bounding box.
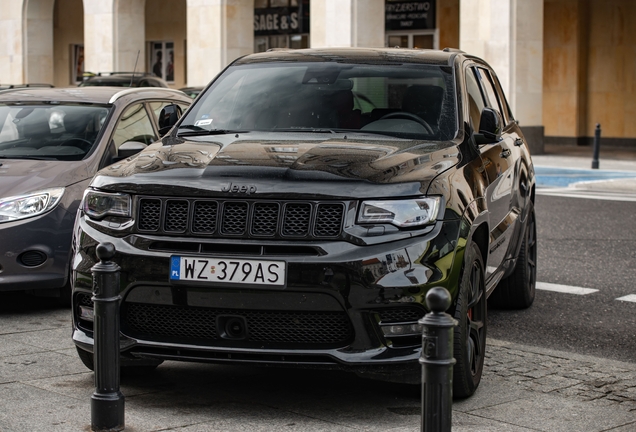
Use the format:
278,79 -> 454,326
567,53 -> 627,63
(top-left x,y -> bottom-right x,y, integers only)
500,148 -> 511,158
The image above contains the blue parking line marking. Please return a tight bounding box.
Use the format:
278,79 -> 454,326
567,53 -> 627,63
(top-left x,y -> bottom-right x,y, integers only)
534,166 -> 636,188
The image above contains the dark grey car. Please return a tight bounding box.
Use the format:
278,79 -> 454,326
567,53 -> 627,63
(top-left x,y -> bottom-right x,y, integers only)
0,87 -> 191,301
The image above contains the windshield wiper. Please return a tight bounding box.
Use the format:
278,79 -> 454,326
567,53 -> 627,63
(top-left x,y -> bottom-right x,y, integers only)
177,124 -> 205,132
177,128 -> 249,137
273,128 -> 337,134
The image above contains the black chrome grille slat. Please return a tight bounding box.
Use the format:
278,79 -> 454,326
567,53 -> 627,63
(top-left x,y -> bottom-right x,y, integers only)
136,197 -> 344,240
314,204 -> 344,237
192,201 -> 218,233
252,202 -> 279,236
164,200 -> 189,232
138,199 -> 161,231
221,202 -> 248,235
282,203 -> 311,237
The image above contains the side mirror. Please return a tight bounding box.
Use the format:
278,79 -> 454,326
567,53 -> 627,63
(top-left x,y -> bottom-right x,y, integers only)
118,140 -> 147,159
158,104 -> 183,136
476,107 -> 503,144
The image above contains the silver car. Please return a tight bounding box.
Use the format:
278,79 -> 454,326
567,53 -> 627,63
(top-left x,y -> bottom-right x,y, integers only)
0,86 -> 191,302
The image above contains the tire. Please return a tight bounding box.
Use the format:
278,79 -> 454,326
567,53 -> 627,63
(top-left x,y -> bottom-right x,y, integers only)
452,242 -> 487,399
75,346 -> 162,373
489,205 -> 537,309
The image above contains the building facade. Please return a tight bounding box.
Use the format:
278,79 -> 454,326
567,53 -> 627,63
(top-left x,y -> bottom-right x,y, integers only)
1,0 -> 635,150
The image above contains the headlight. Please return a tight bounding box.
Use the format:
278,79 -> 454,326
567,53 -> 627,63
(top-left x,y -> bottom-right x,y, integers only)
83,190 -> 131,220
0,188 -> 65,223
357,197 -> 441,228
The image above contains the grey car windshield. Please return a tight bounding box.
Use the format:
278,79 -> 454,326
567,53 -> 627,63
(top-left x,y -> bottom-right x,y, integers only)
0,104 -> 110,161
181,62 -> 457,141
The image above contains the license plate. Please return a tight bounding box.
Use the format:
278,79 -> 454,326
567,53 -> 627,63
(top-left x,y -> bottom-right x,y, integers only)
170,256 -> 286,287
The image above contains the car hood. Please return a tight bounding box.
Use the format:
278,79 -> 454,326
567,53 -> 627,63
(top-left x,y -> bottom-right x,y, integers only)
0,159 -> 89,198
92,133 -> 460,199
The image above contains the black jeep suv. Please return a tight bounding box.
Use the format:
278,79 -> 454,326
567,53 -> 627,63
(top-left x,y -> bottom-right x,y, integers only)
72,48 -> 536,398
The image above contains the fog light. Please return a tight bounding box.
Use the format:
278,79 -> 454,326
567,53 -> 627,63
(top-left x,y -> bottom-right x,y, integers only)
79,305 -> 94,321
381,323 -> 423,336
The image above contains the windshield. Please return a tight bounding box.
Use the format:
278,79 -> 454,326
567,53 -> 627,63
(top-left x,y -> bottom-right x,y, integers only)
181,62 -> 457,141
0,104 -> 110,161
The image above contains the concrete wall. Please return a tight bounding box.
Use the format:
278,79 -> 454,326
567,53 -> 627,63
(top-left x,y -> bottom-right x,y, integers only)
311,0 -> 384,48
544,0 -> 636,143
0,0 -> 24,84
186,0 -> 254,87
587,0 -> 636,140
438,0 -> 459,50
116,0 -> 146,73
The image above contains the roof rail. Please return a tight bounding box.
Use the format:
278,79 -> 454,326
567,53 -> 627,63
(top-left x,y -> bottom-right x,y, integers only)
108,87 -> 189,104
96,72 -> 154,77
266,48 -> 292,52
442,47 -> 465,53
0,83 -> 54,89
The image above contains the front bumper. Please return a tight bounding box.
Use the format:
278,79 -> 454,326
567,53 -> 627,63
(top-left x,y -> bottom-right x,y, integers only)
72,214 -> 464,382
0,206 -> 76,292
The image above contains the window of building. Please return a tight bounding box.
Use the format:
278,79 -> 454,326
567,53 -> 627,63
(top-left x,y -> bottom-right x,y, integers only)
254,0 -> 309,52
71,44 -> 84,84
148,41 -> 174,82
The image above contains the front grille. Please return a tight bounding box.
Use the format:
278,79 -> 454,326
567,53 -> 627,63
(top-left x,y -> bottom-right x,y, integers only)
377,307 -> 426,323
137,197 -> 345,239
123,302 -> 354,347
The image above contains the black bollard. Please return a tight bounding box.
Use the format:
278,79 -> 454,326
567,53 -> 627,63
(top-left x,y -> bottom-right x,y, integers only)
419,287 -> 457,432
91,242 -> 125,432
592,123 -> 601,169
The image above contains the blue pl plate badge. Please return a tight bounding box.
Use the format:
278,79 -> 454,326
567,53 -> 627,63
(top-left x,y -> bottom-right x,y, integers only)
170,256 -> 181,280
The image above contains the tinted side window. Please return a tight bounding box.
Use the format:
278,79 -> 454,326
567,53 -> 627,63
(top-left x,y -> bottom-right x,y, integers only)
465,67 -> 486,131
112,103 -> 157,148
476,68 -> 503,117
488,71 -> 515,123
148,101 -> 176,124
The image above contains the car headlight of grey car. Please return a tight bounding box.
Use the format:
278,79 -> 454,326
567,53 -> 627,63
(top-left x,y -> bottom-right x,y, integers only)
0,188 -> 65,223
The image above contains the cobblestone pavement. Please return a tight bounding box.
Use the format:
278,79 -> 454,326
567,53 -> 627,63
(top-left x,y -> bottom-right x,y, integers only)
486,342 -> 636,412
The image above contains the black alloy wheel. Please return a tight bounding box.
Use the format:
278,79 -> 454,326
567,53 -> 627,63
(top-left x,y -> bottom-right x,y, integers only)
489,205 -> 537,309
453,242 -> 487,399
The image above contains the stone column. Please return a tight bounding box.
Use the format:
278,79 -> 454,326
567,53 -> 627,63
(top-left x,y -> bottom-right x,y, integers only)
460,0 -> 544,154
311,0 -> 384,48
84,0 -> 116,74
0,0 -> 25,84
24,0 -> 55,84
186,0 -> 254,87
115,0 -> 146,72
